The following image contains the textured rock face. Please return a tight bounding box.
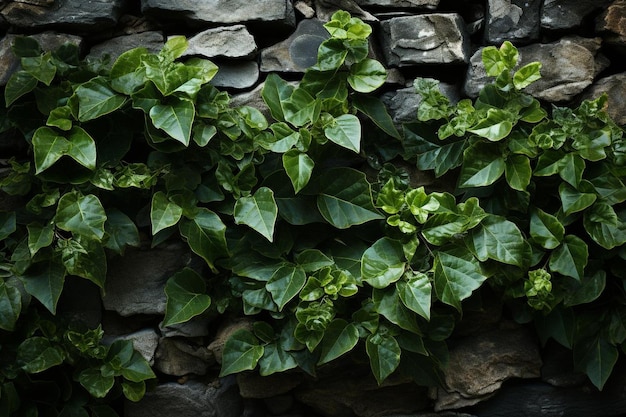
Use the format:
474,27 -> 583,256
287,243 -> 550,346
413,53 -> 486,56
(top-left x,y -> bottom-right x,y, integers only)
379,14 -> 470,66
356,0 -> 439,8
484,0 -> 541,44
596,0 -> 626,46
184,25 -> 257,59
580,73 -> 626,125
541,0 -> 613,30
86,31 -> 165,63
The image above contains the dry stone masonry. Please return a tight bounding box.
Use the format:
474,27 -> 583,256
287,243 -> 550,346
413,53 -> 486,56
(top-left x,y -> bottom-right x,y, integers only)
2,0 -> 626,416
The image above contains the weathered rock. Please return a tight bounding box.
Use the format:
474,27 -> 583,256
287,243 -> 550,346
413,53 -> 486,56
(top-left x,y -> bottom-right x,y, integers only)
125,378 -> 243,417
230,83 -> 272,120
313,0 -> 377,21
434,327 -> 542,411
141,0 -> 296,27
183,25 -> 257,59
580,72 -> 626,125
381,81 -> 461,124
237,372 -> 305,399
464,36 -> 607,102
484,0 -> 541,44
541,0 -> 613,30
596,0 -> 626,47
160,314 -> 211,338
87,31 -> 164,63
154,337 -> 215,376
207,318 -> 255,364
211,61 -> 259,89
260,18 -> 329,73
295,0 -> 316,18
379,14 -> 470,67
356,0 -> 440,9
1,0 -> 124,31
0,32 -> 83,86
104,328 -> 160,365
102,242 -> 191,316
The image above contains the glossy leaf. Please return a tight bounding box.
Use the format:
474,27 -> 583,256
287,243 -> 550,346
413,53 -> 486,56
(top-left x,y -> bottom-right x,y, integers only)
262,73 -> 294,122
55,192 -> 107,241
574,335 -> 618,390
110,47 -> 148,95
459,143 -> 505,188
372,286 -> 421,334
5,71 -> 37,106
352,94 -> 400,139
122,381 -> 146,402
121,351 -> 156,382
469,215 -> 525,267
513,62 -> 542,89
347,59 -> 386,93
559,183 -> 596,216
258,343 -> 298,376
78,368 -> 114,398
283,149 -> 314,193
266,265 -> 307,310
17,337 -> 64,373
150,191 -> 183,235
32,126 -> 70,174
179,208 -> 228,272
468,108 -> 513,141
564,270 -> 606,307
433,249 -> 486,312
283,88 -> 318,127
530,208 -> 564,250
0,211 -> 16,241
75,77 -> 126,122
220,329 -> 264,376
324,114 -> 361,153
0,280 -> 21,331
234,187 -> 278,242
361,238 -> 405,289
66,126 -> 97,170
163,267 -> 211,326
366,333 -> 401,385
104,209 -> 140,254
549,235 -> 588,281
150,99 -> 195,145
318,319 -> 359,365
397,272 -> 431,321
504,155 -> 531,191
61,236 -> 107,287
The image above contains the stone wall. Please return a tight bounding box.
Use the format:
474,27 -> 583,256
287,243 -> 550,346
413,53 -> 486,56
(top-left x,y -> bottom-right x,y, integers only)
3,1 -> 626,416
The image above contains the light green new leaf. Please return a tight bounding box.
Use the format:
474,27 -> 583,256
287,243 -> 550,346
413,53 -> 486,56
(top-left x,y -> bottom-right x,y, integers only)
20,259 -> 66,314
469,215 -> 525,267
5,71 -> 37,106
530,208 -> 564,250
313,168 -> 383,229
234,187 -> 278,242
258,343 -> 298,376
220,329 -> 264,376
366,333 -> 401,385
179,208 -> 228,273
32,126 -> 70,174
17,337 -> 65,374
513,62 -> 542,89
78,368 -> 115,398
318,319 -> 359,365
104,209 -> 140,255
482,46 -> 507,76
149,99 -> 195,146
504,155 -> 532,191
163,267 -> 211,326
160,35 -> 188,61
266,265 -> 307,310
0,280 -> 21,331
324,114 -> 361,153
433,249 -> 486,312
574,335 -> 618,390
361,237 -> 405,289
549,235 -> 588,281
347,59 -> 386,93
110,47 -> 148,95
67,126 -> 97,170
150,191 -> 183,235
283,149 -> 314,193
75,77 -> 127,122
559,183 -> 596,216
468,108 -> 513,141
397,272 -> 432,321
55,192 -> 107,241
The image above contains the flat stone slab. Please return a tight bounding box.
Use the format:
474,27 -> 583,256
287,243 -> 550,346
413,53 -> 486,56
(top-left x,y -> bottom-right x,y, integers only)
184,25 -> 257,59
485,0 -> 541,44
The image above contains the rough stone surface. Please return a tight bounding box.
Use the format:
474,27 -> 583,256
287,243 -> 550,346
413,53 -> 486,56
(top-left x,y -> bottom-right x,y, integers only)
86,31 -> 164,63
484,0 -> 541,44
211,61 -> 259,89
0,32 -> 83,86
160,315 -> 212,338
261,18 -> 329,73
356,0 -> 439,8
154,337 -> 214,376
104,328 -> 160,365
141,0 -> 296,27
596,0 -> 626,47
125,378 -> 243,417
237,372 -> 305,399
313,0 -> 377,21
102,242 -> 191,316
464,36 -> 606,102
184,25 -> 257,59
379,14 -> 470,66
434,327 -> 542,411
207,318 -> 255,364
542,0 -> 613,30
580,72 -> 626,125
1,0 -> 124,31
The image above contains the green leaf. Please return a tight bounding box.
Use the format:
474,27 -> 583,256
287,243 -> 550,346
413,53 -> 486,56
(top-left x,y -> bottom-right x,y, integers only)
160,35 -> 188,61
0,211 -> 16,240
163,267 -> 211,326
258,343 -> 298,376
459,143 -> 505,188
66,126 -> 97,170
324,114 -> 361,153
316,39 -> 348,71
318,319 -> 359,365
121,351 -> 156,382
433,249 -> 486,312
574,335 -> 618,390
47,105 -> 73,131
61,236 -> 107,287
78,368 -> 114,398
5,71 -> 37,106
104,209 -> 140,254
110,47 -> 148,95
20,261 -> 65,314
352,95 -> 400,139
530,208 -> 564,250
372,286 -> 421,334
469,215 -> 526,267
295,249 -> 334,272
12,36 -> 42,57
534,150 -> 566,177
397,272 -> 431,321
482,46 -> 507,76
549,235 -> 588,280
75,77 -> 126,122
559,183 -> 596,216
504,155 -> 531,191
32,126 -> 70,174
261,73 -> 294,122
150,191 -> 183,235
583,209 -> 626,250
234,187 -> 278,242
361,238 -> 405,289
312,168 -> 383,229
18,337 -> 64,373
266,265 -> 307,310
149,99 -> 195,146
283,88 -> 319,127
558,153 -> 585,188
513,62 -> 542,89
468,108 -> 513,141
283,149 -> 314,194
0,280 -> 21,331
347,59 -> 386,93
21,52 -> 56,85
55,192 -> 107,240
366,333 -> 401,385
564,270 -> 606,307
122,381 -> 146,402
220,329 -> 264,376
179,208 -> 228,273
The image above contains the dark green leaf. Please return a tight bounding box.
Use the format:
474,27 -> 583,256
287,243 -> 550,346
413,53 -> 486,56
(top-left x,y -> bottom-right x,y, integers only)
504,155 -> 531,191
21,52 -> 56,86
549,235 -> 588,280
122,381 -> 146,402
564,270 -> 606,307
366,333 -> 401,385
372,286 -> 421,334
296,249 -> 334,272
352,95 -> 400,139
324,114 -> 361,153
469,215 -> 526,267
361,238 -> 405,289
61,236 -> 107,287
459,142 -> 505,188
468,108 -> 513,141
163,267 -> 211,326
261,73 -> 294,122
433,248 -> 486,312
150,191 -> 183,235
397,272 -> 431,321
66,126 -> 97,170
220,329 -> 264,376
104,209 -> 140,254
32,126 -> 70,174
55,192 -> 106,240
283,149 -> 314,193
0,280 -> 21,331
266,265 -> 307,310
318,319 -> 359,365
149,99 -> 195,146
0,211 -> 16,241
559,183 -> 596,216
179,208 -> 228,273
574,335 -> 618,390
258,343 -> 298,376
5,71 -> 37,106
530,208 -> 564,250
78,368 -> 114,398
234,187 -> 278,242
121,351 -> 156,382
17,337 -> 64,373
75,77 -> 126,122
